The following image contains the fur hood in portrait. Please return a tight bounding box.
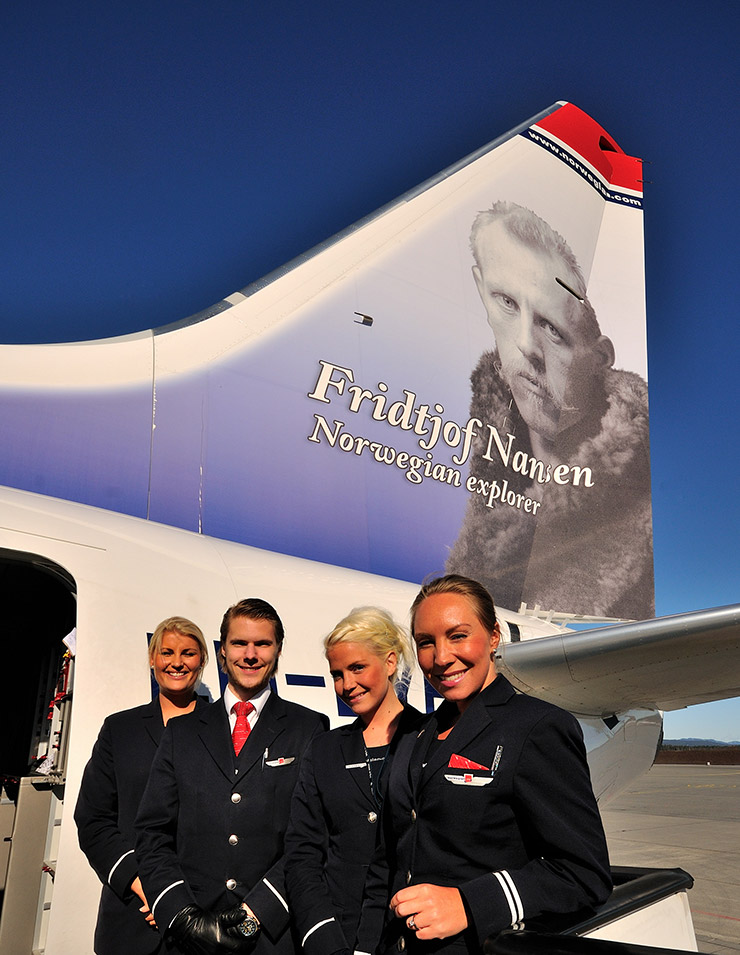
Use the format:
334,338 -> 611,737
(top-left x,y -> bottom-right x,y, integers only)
446,349 -> 655,619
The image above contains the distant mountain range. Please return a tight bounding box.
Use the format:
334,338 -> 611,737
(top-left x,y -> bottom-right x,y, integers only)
663,738 -> 740,747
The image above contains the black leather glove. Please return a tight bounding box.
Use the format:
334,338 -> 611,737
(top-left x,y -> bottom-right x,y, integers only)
168,904 -> 254,955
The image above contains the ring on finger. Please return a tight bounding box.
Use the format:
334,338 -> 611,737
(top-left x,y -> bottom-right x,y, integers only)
407,915 -> 418,932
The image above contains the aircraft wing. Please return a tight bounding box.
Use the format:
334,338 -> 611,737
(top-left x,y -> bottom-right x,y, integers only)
496,604 -> 740,717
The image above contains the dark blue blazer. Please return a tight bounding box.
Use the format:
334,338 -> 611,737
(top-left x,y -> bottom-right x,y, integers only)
74,695 -> 207,955
356,676 -> 612,954
134,693 -> 328,954
284,704 -> 422,955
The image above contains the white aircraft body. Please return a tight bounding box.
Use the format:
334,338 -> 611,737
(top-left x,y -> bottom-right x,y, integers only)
1,101 -> 738,954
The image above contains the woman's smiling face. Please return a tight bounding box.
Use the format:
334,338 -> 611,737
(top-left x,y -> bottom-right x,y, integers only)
413,593 -> 500,711
327,641 -> 395,723
151,630 -> 203,699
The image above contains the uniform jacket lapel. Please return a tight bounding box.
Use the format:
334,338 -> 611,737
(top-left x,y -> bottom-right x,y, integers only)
197,692 -> 291,783
407,715 -> 436,796
418,676 -> 515,788
197,699 -> 237,783
234,694 -> 283,782
144,693 -> 208,749
141,697 -> 164,749
339,721 -> 373,805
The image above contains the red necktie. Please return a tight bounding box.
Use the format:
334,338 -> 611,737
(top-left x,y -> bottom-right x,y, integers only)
232,701 -> 255,756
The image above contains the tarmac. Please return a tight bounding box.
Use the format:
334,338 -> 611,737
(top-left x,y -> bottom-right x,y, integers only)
601,764 -> 740,955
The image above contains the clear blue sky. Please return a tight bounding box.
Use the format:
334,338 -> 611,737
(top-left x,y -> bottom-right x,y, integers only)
2,1 -> 738,739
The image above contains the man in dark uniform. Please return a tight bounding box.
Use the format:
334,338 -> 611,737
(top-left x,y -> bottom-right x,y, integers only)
135,598 -> 328,954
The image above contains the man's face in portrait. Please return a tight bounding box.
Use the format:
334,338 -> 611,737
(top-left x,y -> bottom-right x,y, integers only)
473,219 -> 614,445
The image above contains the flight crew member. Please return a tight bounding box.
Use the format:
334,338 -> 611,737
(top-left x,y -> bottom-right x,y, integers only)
284,606 -> 422,955
135,597 -> 329,954
75,616 -> 209,955
355,575 -> 611,954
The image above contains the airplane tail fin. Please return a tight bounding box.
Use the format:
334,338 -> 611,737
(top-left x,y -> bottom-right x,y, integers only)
0,102 -> 653,618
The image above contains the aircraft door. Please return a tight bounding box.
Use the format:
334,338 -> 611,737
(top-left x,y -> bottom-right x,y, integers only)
0,549 -> 76,955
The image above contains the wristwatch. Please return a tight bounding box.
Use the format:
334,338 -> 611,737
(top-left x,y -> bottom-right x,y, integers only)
236,912 -> 261,938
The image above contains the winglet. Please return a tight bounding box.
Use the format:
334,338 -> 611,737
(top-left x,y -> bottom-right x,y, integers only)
533,102 -> 643,192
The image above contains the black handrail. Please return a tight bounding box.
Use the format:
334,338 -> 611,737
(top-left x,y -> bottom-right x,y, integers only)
484,867 -> 695,955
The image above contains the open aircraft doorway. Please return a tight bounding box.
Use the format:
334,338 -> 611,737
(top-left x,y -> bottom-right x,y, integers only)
0,549 -> 76,954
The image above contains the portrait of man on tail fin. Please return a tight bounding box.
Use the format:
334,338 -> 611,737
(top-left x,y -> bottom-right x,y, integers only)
447,201 -> 654,619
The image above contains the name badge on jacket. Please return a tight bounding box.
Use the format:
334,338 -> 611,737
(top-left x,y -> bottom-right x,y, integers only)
443,747 -> 502,786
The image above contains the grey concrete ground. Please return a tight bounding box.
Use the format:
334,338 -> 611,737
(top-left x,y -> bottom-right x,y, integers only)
601,764 -> 740,955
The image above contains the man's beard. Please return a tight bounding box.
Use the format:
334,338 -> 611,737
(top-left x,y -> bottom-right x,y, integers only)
499,358 -> 559,439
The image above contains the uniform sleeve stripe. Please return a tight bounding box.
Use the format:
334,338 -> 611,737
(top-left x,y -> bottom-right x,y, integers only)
493,870 -> 518,924
262,877 -> 289,913
493,869 -> 524,924
302,917 -> 335,946
107,848 -> 134,885
499,869 -> 524,922
151,880 -> 184,918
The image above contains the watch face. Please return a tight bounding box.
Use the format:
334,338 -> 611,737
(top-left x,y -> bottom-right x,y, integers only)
237,915 -> 260,938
